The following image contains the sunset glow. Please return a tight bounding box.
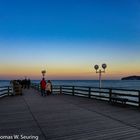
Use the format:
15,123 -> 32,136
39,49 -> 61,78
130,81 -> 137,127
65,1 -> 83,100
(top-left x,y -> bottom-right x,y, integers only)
0,0 -> 139,80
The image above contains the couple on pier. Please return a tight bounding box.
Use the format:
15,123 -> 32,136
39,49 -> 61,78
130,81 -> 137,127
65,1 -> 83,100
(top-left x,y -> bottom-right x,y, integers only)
40,78 -> 52,96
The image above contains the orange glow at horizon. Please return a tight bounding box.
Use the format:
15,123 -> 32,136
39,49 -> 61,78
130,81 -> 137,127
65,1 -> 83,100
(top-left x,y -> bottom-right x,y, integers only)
0,39 -> 140,81
0,62 -> 140,80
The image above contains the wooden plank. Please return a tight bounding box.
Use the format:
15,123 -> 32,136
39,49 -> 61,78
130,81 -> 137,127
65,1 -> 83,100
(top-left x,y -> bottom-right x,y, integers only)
0,89 -> 140,140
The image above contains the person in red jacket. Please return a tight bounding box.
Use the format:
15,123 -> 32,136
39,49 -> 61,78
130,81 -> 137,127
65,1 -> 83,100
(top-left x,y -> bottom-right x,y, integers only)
40,78 -> 46,96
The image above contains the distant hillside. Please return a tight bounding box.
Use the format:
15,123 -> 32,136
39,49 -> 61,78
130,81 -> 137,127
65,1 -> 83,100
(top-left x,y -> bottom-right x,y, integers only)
121,76 -> 140,80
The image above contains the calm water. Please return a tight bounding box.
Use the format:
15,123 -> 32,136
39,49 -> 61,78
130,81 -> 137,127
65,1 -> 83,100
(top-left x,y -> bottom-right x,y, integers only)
1,80 -> 140,90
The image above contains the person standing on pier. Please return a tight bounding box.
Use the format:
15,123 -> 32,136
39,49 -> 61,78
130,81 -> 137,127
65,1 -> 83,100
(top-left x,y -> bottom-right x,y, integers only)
40,78 -> 46,96
27,78 -> 31,89
46,80 -> 52,95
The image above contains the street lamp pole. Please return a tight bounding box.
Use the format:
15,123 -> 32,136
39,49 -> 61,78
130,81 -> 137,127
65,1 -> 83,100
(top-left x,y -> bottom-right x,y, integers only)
41,70 -> 46,78
94,64 -> 107,88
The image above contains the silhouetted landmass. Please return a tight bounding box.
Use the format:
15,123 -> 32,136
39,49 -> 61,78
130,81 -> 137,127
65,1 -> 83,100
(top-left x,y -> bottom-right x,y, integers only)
121,76 -> 140,80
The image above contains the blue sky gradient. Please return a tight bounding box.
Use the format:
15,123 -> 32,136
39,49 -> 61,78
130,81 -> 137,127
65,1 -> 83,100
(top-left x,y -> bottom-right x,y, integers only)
0,0 -> 140,80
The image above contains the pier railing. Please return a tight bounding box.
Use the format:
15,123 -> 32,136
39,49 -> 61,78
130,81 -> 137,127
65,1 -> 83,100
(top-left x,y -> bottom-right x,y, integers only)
31,83 -> 140,108
0,86 -> 13,98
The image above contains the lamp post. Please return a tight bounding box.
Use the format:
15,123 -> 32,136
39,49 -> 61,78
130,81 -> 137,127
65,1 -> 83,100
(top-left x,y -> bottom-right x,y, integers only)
41,70 -> 46,78
94,64 -> 107,88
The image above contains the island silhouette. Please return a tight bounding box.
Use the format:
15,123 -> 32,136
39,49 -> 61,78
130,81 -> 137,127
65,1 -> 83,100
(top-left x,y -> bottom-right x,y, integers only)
121,75 -> 140,80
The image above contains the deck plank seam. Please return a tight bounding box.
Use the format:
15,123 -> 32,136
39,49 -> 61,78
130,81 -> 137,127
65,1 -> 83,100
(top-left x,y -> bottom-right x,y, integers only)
61,96 -> 140,131
22,95 -> 48,140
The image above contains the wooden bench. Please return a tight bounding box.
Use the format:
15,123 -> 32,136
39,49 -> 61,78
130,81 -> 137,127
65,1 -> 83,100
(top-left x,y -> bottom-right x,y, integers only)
13,84 -> 22,95
110,96 -> 128,105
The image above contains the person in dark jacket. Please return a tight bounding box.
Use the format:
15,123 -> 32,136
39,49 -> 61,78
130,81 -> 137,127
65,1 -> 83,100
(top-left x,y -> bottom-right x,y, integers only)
27,78 -> 31,89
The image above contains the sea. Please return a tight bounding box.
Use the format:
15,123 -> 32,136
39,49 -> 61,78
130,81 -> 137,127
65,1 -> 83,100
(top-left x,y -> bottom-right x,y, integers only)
0,80 -> 140,90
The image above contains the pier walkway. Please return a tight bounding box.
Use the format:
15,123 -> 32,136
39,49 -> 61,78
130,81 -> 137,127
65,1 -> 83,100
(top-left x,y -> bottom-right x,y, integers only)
0,89 -> 140,140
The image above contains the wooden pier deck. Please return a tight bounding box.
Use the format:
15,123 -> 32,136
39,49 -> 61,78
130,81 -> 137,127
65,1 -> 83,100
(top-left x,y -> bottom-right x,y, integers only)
0,89 -> 140,140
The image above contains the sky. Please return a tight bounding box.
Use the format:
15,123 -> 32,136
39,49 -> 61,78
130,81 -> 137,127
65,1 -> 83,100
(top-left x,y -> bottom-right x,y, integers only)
0,0 -> 140,80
